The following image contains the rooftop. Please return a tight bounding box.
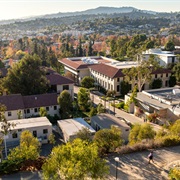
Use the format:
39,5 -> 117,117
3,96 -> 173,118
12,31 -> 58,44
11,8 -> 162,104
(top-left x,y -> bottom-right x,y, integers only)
57,118 -> 96,136
0,117 -> 52,131
91,113 -> 130,129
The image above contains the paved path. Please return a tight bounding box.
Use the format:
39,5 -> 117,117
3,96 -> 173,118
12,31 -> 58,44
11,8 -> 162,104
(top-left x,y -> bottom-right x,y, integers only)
1,146 -> 179,180
108,145 -> 180,180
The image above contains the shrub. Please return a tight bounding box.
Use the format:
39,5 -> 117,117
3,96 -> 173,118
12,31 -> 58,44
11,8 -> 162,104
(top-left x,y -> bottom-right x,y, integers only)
118,102 -> 125,109
147,113 -> 159,123
169,167 -> 180,180
158,135 -> 180,147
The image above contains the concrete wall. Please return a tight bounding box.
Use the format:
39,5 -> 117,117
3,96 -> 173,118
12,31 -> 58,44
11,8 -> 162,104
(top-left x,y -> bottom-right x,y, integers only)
5,110 -> 25,121
57,84 -> 74,99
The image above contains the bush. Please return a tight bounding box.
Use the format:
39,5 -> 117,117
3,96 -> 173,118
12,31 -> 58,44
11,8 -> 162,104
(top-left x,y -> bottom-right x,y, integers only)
158,135 -> 180,147
118,102 -> 125,109
169,167 -> 180,180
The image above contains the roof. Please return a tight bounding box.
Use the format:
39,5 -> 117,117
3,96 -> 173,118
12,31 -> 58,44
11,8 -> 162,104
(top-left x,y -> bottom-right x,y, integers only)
0,117 -> 52,131
90,63 -> 124,78
23,93 -> 58,109
58,118 -> 95,136
152,68 -> 172,74
0,94 -> 24,111
46,73 -> 74,85
91,113 -> 130,129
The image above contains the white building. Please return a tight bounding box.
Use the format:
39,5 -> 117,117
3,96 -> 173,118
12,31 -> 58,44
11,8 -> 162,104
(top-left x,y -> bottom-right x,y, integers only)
57,118 -> 96,143
142,48 -> 177,67
0,117 -> 52,144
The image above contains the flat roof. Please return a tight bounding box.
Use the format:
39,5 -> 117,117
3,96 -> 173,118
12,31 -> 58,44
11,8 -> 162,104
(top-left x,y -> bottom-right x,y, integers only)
91,113 -> 130,129
0,117 -> 52,131
58,118 -> 96,136
106,61 -> 139,69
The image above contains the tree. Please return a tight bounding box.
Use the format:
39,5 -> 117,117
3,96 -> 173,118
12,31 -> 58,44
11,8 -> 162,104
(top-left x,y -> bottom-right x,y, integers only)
170,119 -> 180,136
48,133 -> 56,145
80,76 -> 95,89
93,126 -> 123,155
97,103 -> 105,114
120,81 -> 131,97
42,139 -> 109,180
57,90 -> 72,119
173,62 -> 180,82
3,54 -> 49,95
164,40 -> 175,51
75,127 -> 92,142
150,78 -> 162,89
7,130 -> 40,161
0,104 -> 16,158
128,123 -> 156,145
77,88 -> 90,112
169,75 -> 176,87
123,56 -> 159,92
39,107 -> 47,117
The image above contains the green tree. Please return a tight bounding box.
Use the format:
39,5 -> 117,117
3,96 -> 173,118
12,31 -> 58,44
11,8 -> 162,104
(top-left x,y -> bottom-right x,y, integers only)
77,88 -> 90,112
150,78 -> 162,89
120,81 -> 131,97
7,130 -> 40,161
48,133 -> 56,145
169,75 -> 176,87
93,126 -> 123,155
128,123 -> 156,145
164,40 -> 175,51
39,107 -> 47,117
3,54 -> 49,95
80,76 -> 95,89
97,103 -> 105,114
0,104 -> 16,158
57,90 -> 72,119
75,127 -> 92,142
42,139 -> 109,180
123,56 -> 158,92
170,119 -> 180,136
173,62 -> 180,82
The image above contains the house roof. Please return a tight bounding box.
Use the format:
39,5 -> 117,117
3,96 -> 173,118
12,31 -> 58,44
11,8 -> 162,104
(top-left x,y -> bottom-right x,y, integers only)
0,117 -> 52,131
0,94 -> 24,111
152,68 -> 172,74
23,93 -> 58,109
58,118 -> 95,137
46,73 -> 74,85
90,64 -> 124,78
91,113 -> 130,129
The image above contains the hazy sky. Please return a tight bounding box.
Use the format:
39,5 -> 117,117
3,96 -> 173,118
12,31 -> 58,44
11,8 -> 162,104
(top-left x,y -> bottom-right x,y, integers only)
0,0 -> 179,20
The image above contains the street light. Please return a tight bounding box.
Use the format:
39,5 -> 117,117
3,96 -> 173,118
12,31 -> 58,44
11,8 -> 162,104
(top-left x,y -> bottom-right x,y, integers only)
114,157 -> 119,180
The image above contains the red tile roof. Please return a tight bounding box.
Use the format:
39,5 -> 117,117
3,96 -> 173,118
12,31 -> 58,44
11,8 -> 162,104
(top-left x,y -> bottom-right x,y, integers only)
46,73 -> 74,85
23,93 -> 58,109
89,64 -> 124,78
0,94 -> 24,111
152,68 -> 172,74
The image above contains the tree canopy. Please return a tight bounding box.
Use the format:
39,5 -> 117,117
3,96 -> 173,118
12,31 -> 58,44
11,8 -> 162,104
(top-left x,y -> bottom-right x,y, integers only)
3,54 -> 49,95
80,76 -> 95,89
57,90 -> 72,119
42,139 -> 109,180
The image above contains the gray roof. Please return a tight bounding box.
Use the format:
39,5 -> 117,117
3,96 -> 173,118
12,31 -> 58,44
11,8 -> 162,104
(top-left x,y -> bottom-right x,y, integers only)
91,113 -> 130,129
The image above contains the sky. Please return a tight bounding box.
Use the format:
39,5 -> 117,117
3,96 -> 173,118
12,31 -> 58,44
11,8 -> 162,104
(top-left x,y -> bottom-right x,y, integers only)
0,0 -> 179,21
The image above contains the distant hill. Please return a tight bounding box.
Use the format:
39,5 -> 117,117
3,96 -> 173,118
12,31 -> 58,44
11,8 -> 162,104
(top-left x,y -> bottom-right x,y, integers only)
0,6 -> 158,25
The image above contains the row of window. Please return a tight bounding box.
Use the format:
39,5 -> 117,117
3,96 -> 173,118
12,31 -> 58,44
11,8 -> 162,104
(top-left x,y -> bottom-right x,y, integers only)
8,106 -> 57,117
155,73 -> 169,79
12,129 -> 48,139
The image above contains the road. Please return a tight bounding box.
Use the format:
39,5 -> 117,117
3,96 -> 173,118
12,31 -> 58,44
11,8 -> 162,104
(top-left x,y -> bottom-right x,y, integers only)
74,86 -> 162,131
1,146 -> 179,180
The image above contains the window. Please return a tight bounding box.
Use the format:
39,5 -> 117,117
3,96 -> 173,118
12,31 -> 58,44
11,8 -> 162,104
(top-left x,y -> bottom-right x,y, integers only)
8,112 -> 11,117
43,129 -> 48,134
18,129 -> 22,132
54,106 -> 57,110
33,130 -> 37,137
63,85 -> 69,90
172,57 -> 175,63
12,133 -> 18,139
46,107 -> 49,111
117,78 -> 119,82
27,109 -> 30,114
34,108 -> 38,113
161,74 -> 163,78
166,73 -> 168,77
155,74 -> 157,78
